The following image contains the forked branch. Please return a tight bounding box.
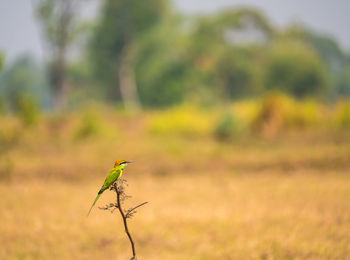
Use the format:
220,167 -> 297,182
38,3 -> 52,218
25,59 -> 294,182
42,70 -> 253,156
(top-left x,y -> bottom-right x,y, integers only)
99,179 -> 148,260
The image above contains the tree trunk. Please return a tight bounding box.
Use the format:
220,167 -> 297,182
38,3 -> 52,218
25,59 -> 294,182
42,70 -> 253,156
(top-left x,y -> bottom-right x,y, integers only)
118,43 -> 141,111
50,0 -> 72,111
50,55 -> 66,110
32,0 -> 75,111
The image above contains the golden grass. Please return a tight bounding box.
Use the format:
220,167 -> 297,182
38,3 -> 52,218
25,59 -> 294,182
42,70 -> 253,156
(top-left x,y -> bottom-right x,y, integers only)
1,172 -> 350,259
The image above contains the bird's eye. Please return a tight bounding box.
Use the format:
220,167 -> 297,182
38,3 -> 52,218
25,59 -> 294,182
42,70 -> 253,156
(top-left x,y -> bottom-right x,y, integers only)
120,163 -> 126,166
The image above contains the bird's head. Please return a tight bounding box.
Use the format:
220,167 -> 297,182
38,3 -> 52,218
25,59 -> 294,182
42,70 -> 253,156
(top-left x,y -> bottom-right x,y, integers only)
114,159 -> 133,169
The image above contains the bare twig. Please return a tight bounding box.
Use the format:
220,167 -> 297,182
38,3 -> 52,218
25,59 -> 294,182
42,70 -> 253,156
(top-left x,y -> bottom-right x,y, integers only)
100,179 -> 148,260
126,202 -> 148,218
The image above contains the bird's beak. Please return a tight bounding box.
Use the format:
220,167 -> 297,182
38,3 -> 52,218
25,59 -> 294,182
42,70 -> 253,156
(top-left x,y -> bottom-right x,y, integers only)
125,161 -> 133,164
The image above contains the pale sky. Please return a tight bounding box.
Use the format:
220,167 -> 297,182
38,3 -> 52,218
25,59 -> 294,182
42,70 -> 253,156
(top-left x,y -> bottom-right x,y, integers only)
0,0 -> 349,64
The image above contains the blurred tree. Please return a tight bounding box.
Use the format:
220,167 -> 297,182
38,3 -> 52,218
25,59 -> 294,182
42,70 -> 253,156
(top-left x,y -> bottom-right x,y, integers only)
283,25 -> 349,98
337,66 -> 350,97
308,35 -> 350,98
0,55 -> 48,113
284,25 -> 347,74
89,0 -> 167,110
264,41 -> 330,98
308,33 -> 346,74
216,47 -> 263,99
50,4 -> 347,107
32,0 -> 82,110
134,14 -> 191,107
188,8 -> 273,101
191,8 -> 273,55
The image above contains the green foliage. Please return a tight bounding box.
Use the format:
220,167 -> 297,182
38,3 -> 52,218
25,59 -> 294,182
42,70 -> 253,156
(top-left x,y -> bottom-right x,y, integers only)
264,41 -> 329,98
0,55 -> 48,111
138,60 -> 189,107
214,112 -> 244,140
15,95 -> 40,127
308,32 -> 347,74
83,6 -> 343,108
336,66 -> 350,97
191,8 -> 273,54
35,0 -> 81,47
187,8 -> 273,101
0,97 -> 6,115
135,15 -> 190,107
89,0 -> 168,100
216,48 -> 263,99
284,25 -> 346,73
3,5 -> 347,112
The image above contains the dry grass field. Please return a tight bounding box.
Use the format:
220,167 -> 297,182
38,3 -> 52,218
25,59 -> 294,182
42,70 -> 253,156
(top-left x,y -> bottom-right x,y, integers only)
1,114 -> 350,259
2,172 -> 350,260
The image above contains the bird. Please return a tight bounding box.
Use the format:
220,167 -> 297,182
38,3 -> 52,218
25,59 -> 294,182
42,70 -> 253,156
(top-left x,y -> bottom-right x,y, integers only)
87,159 -> 132,216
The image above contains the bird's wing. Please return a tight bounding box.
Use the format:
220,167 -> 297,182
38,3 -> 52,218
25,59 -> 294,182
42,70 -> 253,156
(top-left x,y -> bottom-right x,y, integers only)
87,168 -> 122,216
100,168 -> 120,192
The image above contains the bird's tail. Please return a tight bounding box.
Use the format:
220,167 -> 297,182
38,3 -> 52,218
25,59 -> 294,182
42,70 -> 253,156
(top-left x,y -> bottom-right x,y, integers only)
87,192 -> 102,217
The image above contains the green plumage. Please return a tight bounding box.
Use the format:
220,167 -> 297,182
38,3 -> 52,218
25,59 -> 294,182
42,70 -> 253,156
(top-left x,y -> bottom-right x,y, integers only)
87,165 -> 125,216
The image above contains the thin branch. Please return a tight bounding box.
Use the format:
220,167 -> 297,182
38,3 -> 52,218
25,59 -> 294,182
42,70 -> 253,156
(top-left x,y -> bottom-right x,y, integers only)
99,180 -> 147,259
128,202 -> 149,214
126,202 -> 148,218
100,180 -> 147,260
114,182 -> 136,259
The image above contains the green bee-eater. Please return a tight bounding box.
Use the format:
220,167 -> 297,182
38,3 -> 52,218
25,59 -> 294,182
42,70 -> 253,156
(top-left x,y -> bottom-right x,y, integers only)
87,159 -> 132,216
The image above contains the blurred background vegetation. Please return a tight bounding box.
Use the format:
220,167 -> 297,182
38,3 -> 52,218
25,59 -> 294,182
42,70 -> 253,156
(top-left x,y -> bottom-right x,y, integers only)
0,0 -> 349,113
0,0 -> 349,138
1,0 -> 350,259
